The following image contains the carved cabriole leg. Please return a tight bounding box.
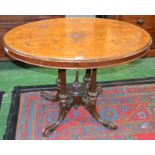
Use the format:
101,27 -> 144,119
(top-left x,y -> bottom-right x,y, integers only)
42,104 -> 71,137
85,104 -> 117,129
83,68 -> 117,130
43,69 -> 72,137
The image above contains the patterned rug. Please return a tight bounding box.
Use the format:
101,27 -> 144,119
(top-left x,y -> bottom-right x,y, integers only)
0,91 -> 4,109
4,78 -> 155,140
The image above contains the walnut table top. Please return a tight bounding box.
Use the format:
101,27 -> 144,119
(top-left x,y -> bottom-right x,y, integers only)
3,18 -> 152,69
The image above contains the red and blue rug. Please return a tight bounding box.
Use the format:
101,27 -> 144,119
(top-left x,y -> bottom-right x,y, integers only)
4,78 -> 155,140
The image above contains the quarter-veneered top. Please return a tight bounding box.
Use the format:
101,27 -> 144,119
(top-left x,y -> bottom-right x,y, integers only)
3,18 -> 152,69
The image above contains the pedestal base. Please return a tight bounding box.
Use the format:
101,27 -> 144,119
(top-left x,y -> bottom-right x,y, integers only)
41,69 -> 117,137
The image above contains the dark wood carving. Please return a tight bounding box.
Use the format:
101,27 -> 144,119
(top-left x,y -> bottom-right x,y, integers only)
42,69 -> 117,137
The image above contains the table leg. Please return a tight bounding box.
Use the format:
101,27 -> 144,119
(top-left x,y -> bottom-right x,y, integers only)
83,69 -> 91,88
42,69 -> 72,137
83,68 -> 117,130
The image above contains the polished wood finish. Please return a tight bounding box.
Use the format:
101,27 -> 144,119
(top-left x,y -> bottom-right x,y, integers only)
42,69 -> 116,137
3,18 -> 152,137
0,15 -> 65,60
89,69 -> 97,93
107,15 -> 155,57
3,18 -> 152,69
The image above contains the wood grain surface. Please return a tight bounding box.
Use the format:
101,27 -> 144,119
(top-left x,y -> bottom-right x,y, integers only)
0,15 -> 65,60
3,18 -> 152,69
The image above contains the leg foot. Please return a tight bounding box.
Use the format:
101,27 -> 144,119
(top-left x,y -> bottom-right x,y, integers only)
84,104 -> 117,130
83,68 -> 117,130
43,104 -> 70,137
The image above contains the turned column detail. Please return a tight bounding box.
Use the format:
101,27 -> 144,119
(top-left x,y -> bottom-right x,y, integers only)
41,68 -> 117,137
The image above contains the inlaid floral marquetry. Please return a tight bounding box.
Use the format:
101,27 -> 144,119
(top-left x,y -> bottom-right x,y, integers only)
3,18 -> 152,69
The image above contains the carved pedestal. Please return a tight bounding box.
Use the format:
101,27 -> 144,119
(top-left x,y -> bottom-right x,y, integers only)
41,69 -> 117,137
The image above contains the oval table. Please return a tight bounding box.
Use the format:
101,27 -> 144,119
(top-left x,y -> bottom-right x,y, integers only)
3,18 -> 152,137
